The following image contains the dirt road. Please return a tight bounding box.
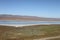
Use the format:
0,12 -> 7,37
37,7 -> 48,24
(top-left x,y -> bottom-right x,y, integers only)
34,36 -> 60,40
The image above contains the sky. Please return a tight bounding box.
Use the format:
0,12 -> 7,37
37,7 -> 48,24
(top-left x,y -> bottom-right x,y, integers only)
0,0 -> 60,18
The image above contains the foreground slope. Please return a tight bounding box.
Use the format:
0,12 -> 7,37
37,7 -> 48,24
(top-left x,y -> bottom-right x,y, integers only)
0,25 -> 60,40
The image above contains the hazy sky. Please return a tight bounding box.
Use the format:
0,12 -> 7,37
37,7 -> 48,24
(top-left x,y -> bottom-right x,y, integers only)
0,0 -> 60,18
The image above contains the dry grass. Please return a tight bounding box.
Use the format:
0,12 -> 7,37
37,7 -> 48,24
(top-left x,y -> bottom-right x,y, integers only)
0,25 -> 60,40
49,38 -> 60,40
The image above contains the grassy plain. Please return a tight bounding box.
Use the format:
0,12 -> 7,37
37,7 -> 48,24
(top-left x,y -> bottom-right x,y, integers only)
0,24 -> 60,40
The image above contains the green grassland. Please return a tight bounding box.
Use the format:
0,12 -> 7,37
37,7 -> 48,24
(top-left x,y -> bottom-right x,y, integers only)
0,24 -> 60,40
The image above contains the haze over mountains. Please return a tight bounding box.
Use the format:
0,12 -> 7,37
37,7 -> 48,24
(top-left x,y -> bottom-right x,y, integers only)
0,14 -> 60,21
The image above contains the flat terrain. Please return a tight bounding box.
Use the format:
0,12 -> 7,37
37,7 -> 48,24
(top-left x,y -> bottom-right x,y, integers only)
0,24 -> 60,40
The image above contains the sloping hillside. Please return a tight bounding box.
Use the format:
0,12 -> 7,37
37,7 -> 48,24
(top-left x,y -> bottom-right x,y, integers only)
0,14 -> 60,21
0,25 -> 60,40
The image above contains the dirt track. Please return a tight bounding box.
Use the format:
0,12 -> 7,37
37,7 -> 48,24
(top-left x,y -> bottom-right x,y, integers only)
34,36 -> 60,40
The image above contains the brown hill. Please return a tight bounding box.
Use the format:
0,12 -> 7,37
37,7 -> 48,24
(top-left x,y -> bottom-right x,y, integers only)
0,14 -> 60,21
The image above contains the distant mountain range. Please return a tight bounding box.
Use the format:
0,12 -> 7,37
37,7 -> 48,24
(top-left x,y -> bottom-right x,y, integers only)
0,14 -> 60,21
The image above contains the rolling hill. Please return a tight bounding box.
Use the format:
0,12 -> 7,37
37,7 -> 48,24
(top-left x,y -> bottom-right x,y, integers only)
0,14 -> 60,21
